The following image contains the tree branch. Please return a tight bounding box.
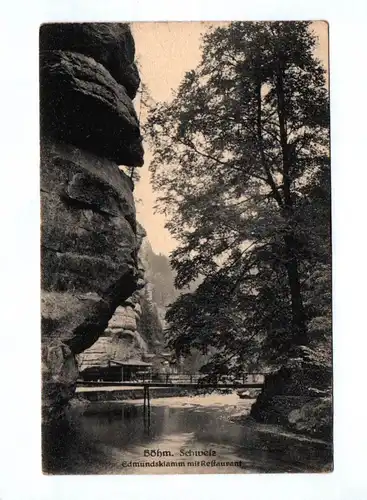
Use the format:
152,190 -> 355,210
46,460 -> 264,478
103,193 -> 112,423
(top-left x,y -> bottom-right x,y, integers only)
255,80 -> 284,208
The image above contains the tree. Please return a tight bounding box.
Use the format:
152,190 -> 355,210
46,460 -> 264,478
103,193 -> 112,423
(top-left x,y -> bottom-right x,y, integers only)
145,22 -> 330,374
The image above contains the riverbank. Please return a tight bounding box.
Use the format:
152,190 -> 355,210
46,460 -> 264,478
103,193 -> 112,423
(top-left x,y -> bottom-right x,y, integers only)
74,387 -> 333,451
43,392 -> 332,474
74,390 -> 333,471
230,413 -> 332,471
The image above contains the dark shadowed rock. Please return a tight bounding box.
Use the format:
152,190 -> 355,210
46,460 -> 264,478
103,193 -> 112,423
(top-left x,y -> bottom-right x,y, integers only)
39,22 -> 140,98
40,50 -> 144,167
41,141 -> 143,422
288,396 -> 332,439
41,140 -> 139,340
250,347 -> 332,441
42,341 -> 79,421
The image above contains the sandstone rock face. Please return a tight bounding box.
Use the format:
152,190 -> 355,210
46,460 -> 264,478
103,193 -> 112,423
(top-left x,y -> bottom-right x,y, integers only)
40,51 -> 143,166
39,23 -> 140,99
40,23 -> 144,422
76,227 -> 156,372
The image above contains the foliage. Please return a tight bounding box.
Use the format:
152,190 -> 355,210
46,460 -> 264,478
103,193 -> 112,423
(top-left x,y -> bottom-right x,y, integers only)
145,22 -> 331,375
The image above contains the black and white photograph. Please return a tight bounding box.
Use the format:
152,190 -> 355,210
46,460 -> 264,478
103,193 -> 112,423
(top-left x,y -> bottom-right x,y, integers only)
40,20 -> 332,475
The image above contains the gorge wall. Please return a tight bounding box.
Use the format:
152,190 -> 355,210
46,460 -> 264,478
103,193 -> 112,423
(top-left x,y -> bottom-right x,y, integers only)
139,238 -> 179,327
40,23 -> 144,422
76,226 -> 167,371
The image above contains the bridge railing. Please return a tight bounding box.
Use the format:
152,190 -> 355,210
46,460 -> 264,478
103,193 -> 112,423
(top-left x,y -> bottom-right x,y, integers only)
77,372 -> 266,386
128,372 -> 265,385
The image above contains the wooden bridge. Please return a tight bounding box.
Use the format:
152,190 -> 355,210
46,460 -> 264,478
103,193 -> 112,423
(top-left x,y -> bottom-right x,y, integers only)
76,373 -> 265,407
77,372 -> 265,388
76,373 -> 265,430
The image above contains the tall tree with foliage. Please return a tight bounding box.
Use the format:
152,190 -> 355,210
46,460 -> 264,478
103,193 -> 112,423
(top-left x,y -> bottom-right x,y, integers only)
145,22 -> 330,374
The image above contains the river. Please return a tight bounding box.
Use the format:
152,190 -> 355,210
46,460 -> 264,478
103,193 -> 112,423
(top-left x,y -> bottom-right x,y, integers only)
42,392 -> 332,474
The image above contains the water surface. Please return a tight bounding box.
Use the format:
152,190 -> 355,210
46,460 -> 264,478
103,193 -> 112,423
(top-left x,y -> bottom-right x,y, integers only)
43,393 -> 331,474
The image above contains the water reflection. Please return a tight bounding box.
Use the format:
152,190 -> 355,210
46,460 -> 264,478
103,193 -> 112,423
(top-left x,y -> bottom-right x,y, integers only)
42,395 -> 332,474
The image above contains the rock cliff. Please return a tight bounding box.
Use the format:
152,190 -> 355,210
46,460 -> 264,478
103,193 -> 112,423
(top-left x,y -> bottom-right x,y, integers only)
139,239 -> 179,327
76,228 -> 170,373
40,23 -> 144,421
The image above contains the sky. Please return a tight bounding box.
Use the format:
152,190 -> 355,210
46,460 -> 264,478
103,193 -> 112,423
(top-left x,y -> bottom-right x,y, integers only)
132,21 -> 329,257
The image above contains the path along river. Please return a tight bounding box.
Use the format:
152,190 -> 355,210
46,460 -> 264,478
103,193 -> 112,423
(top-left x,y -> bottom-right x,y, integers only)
42,392 -> 332,474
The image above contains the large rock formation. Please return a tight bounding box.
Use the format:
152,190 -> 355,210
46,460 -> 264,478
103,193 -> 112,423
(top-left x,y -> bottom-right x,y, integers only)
76,227 -> 167,373
139,239 -> 179,327
40,23 -> 144,421
250,345 -> 332,441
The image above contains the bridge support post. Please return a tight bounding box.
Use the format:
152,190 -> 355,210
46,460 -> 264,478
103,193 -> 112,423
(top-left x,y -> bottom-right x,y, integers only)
143,385 -> 150,412
143,385 -> 151,432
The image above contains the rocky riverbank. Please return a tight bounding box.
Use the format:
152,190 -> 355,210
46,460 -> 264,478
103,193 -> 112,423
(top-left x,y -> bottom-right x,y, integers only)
250,346 -> 332,442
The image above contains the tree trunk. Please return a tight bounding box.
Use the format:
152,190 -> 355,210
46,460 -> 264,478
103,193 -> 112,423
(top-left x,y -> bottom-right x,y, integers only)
255,68 -> 308,347
283,233 -> 308,345
275,62 -> 308,346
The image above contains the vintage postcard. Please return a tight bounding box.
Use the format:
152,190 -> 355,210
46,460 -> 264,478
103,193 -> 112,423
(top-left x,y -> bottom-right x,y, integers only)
40,21 -> 332,474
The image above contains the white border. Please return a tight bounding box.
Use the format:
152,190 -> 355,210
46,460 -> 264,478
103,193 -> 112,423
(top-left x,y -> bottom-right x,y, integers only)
1,1 -> 367,499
